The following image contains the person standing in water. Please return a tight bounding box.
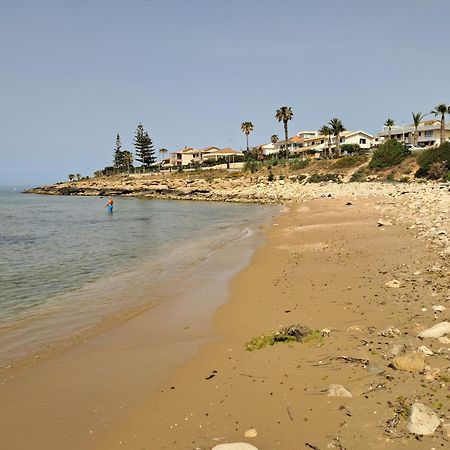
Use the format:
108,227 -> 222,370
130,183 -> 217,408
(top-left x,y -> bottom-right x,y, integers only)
105,196 -> 114,213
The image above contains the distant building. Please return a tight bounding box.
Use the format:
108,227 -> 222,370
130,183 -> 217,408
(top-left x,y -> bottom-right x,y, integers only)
169,146 -> 243,166
273,130 -> 374,158
377,119 -> 450,147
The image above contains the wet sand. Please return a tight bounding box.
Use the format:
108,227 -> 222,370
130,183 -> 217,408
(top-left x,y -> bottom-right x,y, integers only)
2,196 -> 449,449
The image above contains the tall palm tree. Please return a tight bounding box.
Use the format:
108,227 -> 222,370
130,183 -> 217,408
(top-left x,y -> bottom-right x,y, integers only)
271,134 -> 279,144
431,103 -> 449,144
411,112 -> 425,145
241,122 -> 254,152
319,125 -> 333,159
159,148 -> 168,161
329,118 -> 346,157
384,118 -> 395,139
275,106 -> 294,156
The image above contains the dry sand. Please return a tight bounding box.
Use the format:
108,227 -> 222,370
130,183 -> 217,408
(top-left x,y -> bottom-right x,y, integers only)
2,195 -> 449,450
95,197 -> 449,449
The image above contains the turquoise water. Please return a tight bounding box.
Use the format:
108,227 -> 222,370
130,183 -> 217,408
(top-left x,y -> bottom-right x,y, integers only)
0,189 -> 274,361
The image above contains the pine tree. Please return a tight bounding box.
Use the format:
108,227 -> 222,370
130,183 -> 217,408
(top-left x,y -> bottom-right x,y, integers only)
134,123 -> 156,167
113,133 -> 123,168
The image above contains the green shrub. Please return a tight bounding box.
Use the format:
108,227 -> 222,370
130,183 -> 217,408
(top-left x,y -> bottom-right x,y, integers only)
415,142 -> 450,178
369,140 -> 411,169
288,158 -> 309,170
333,155 -> 366,169
341,143 -> 363,155
307,173 -> 341,183
268,172 -> 274,182
244,160 -> 261,173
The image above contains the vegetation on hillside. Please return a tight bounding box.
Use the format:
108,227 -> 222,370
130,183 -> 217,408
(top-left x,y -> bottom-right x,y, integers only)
416,142 -> 450,180
369,139 -> 411,169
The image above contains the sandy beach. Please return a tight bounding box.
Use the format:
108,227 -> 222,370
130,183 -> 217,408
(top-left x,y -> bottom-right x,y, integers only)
2,185 -> 449,450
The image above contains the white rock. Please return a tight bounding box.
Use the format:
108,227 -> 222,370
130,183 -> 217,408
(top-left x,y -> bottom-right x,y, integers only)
327,384 -> 353,398
438,336 -> 450,344
244,428 -> 257,438
407,403 -> 440,435
417,345 -> 434,356
321,328 -> 332,336
379,326 -> 402,338
213,444 -> 259,450
418,322 -> 450,339
432,305 -> 446,312
385,280 -> 401,288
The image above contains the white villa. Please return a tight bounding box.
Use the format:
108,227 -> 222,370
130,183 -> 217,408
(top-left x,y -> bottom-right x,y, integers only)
273,130 -> 374,158
169,146 -> 243,166
378,119 -> 450,147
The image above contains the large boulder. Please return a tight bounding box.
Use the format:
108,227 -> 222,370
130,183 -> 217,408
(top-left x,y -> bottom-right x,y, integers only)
393,352 -> 426,373
407,403 -> 440,435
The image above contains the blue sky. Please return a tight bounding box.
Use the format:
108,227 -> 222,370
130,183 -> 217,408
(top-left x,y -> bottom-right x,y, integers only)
1,0 -> 449,185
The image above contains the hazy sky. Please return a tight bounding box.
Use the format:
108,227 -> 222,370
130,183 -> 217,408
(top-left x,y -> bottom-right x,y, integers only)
1,0 -> 449,185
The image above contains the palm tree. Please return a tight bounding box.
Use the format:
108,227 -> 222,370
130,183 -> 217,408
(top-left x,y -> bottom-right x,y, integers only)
329,118 -> 346,157
319,125 -> 333,159
384,118 -> 395,139
275,106 -> 294,156
241,122 -> 254,152
431,104 -> 449,144
411,112 -> 425,145
271,134 -> 279,144
159,148 -> 168,161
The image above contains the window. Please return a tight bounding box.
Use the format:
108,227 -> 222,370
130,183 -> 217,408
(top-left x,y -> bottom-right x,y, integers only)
360,138 -> 366,144
425,130 -> 433,138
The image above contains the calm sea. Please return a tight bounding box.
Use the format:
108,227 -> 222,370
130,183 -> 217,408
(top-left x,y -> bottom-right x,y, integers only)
0,189 -> 274,364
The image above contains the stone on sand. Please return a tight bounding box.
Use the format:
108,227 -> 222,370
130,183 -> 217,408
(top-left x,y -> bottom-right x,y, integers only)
385,280 -> 401,288
327,384 -> 353,398
417,345 -> 433,356
393,352 -> 426,373
418,321 -> 450,339
244,428 -> 258,438
407,403 -> 440,435
213,444 -> 259,450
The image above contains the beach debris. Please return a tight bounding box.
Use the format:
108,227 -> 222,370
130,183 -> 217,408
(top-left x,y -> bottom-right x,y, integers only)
321,327 -> 332,336
336,356 -> 369,366
385,279 -> 401,288
390,344 -> 404,357
418,321 -> 450,339
326,437 -> 347,449
205,370 -> 218,380
424,367 -> 441,381
385,415 -> 400,434
244,428 -> 257,438
432,305 -> 446,312
212,444 -> 259,450
327,384 -> 353,398
345,202 -> 352,206
346,325 -> 364,332
392,352 -> 426,373
306,443 -> 321,450
245,324 -> 324,351
286,405 -> 294,421
378,218 -> 392,227
379,326 -> 402,338
417,345 -> 433,356
407,403 -> 440,435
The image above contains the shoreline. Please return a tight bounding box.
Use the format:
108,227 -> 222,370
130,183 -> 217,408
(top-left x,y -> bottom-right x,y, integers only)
0,200 -> 276,450
2,184 -> 449,449
94,192 -> 449,449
